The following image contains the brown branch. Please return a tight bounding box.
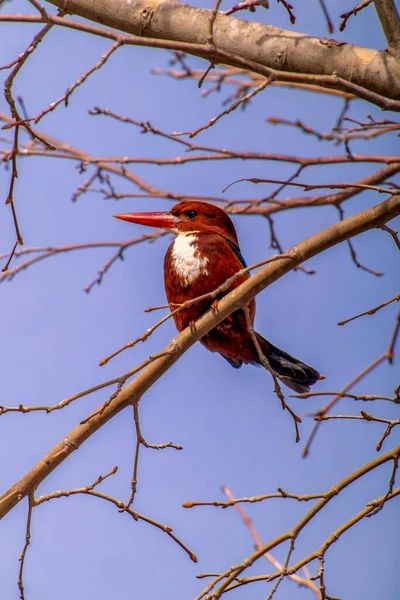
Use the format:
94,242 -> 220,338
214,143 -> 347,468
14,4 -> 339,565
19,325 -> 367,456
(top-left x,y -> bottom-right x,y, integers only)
208,0 -> 223,46
153,64 -> 356,98
224,0 -> 270,18
3,18 -> 55,148
224,161 -> 400,218
294,390 -> 400,404
314,411 -> 400,452
0,351 -> 171,418
265,536 -> 296,600
2,112 -> 399,216
33,465 -> 197,563
2,125 -> 23,272
374,0 -> 400,59
3,119 -> 397,216
195,445 -> 400,599
224,176 -> 398,196
302,309 -> 400,456
340,0 -> 374,31
223,484 -> 400,592
0,193 -> 399,520
126,404 -> 182,507
0,113 -> 172,202
337,205 -> 383,276
367,455 -> 399,515
302,354 -> 388,457
264,212 -> 316,275
380,223 -> 400,249
35,466 -> 119,507
0,234 -> 166,287
317,0 -> 333,33
1,9 -> 400,110
267,115 -> 400,143
208,480 -> 400,594
17,495 -> 34,600
244,306 -> 301,442
183,488 -> 326,509
34,41 -> 122,124
221,485 -> 321,598
4,126 -> 398,169
338,293 -> 400,326
2,241 -> 19,274
181,77 -> 271,138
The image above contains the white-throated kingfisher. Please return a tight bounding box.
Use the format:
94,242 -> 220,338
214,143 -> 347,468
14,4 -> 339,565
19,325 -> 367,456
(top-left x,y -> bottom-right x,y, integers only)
114,201 -> 320,393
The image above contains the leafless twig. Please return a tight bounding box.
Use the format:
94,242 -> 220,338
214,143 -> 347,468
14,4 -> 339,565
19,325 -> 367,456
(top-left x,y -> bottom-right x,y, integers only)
302,311 -> 400,456
339,0 -> 374,32
125,404 -> 182,507
244,306 -> 301,442
338,293 -> 400,326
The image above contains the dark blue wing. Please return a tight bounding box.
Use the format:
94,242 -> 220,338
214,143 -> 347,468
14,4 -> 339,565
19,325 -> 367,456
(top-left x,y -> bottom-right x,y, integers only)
220,354 -> 243,369
227,239 -> 247,268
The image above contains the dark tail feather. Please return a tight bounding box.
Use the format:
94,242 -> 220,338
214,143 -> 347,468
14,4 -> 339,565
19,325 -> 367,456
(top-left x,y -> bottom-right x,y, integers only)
256,333 -> 320,394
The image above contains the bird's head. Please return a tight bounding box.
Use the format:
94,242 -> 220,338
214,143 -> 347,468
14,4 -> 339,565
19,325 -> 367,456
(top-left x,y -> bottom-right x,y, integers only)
114,201 -> 239,245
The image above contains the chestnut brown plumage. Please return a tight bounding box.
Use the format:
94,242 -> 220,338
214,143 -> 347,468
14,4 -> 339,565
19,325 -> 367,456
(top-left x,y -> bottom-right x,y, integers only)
114,201 -> 321,393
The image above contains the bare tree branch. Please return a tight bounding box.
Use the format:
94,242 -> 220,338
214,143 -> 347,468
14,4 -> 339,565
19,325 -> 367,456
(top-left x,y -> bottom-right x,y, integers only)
302,308 -> 400,456
1,2 -> 400,109
1,4 -> 400,597
340,1 -> 374,32
0,193 -> 399,520
338,293 -> 400,326
374,0 -> 400,59
193,445 -> 400,599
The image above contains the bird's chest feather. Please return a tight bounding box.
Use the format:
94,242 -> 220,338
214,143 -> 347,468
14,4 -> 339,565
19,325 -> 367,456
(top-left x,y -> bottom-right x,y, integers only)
168,234 -> 209,287
164,233 -> 254,332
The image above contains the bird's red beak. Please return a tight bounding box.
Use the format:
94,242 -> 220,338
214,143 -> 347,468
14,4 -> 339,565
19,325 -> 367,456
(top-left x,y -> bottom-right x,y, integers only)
113,211 -> 180,230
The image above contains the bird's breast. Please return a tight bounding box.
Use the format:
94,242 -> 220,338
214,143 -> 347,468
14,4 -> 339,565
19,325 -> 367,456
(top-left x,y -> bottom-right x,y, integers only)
169,233 -> 209,287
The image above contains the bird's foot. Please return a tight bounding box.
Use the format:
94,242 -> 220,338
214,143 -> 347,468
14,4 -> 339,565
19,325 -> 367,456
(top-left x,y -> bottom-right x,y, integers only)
211,300 -> 219,314
189,319 -> 197,334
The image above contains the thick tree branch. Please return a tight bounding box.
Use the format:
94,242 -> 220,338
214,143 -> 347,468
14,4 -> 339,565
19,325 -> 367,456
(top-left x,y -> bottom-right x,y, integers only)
374,0 -> 400,59
2,0 -> 399,108
0,194 -> 399,520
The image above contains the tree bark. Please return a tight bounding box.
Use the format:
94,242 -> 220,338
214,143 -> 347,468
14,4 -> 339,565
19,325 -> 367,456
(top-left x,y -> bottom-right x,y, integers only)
42,0 -> 400,104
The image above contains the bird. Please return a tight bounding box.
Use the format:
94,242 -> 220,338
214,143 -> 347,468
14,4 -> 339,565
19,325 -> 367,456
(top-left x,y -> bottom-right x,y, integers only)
114,200 -> 321,393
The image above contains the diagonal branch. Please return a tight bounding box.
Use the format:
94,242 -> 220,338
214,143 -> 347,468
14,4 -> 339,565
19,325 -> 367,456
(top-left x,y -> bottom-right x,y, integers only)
0,193 -> 399,520
197,445 -> 400,599
374,0 -> 400,59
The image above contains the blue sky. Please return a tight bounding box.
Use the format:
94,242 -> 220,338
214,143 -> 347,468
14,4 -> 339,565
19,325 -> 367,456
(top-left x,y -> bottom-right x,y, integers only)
0,1 -> 399,599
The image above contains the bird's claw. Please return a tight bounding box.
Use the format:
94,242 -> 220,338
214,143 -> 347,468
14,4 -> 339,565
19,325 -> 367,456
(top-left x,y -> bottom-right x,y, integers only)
189,319 -> 197,334
211,300 -> 219,314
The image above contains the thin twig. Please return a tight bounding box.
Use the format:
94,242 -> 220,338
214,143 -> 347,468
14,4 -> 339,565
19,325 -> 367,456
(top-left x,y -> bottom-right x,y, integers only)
177,78 -> 271,139
34,41 -> 122,124
314,411 -> 400,452
294,390 -> 400,404
183,488 -> 325,508
317,0 -> 333,33
338,293 -> 400,326
340,0 -> 373,32
125,404 -> 182,507
244,306 -> 301,442
17,495 -> 34,600
195,446 -> 400,599
221,486 -> 321,597
303,311 -> 400,456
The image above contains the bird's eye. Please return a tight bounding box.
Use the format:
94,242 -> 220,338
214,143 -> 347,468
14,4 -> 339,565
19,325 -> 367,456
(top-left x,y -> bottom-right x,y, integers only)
185,210 -> 198,219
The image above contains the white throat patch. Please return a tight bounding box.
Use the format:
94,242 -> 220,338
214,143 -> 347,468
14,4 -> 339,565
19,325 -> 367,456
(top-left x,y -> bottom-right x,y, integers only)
171,233 -> 209,286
